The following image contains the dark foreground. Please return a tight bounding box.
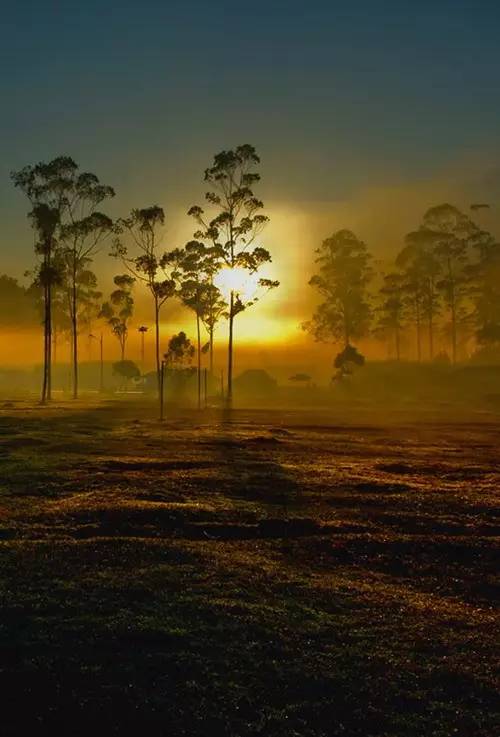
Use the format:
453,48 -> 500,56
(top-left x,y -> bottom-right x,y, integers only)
0,400 -> 498,736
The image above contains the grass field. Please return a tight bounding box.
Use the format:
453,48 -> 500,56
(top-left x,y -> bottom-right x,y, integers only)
0,399 -> 498,736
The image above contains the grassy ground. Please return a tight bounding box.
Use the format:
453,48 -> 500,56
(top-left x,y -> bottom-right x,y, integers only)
0,399 -> 498,736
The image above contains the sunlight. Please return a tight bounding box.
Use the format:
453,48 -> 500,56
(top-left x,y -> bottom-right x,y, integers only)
213,266 -> 260,302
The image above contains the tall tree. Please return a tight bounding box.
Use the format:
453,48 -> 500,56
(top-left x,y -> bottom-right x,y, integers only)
375,272 -> 405,360
467,227 -> 500,347
11,157 -> 76,401
397,230 -> 441,360
112,206 -> 176,404
305,229 -> 372,351
99,275 -> 135,360
422,204 -> 476,363
167,240 -> 226,409
58,169 -> 114,398
187,145 -> 278,405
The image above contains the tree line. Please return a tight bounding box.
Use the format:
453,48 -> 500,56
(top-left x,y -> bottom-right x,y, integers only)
306,204 -> 500,369
10,145 -> 279,408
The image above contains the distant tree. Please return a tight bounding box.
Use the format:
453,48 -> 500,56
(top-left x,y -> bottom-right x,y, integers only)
305,230 -> 372,354
187,144 -> 279,404
11,157 -> 77,401
137,325 -> 148,369
466,228 -> 500,348
422,204 -> 476,363
0,274 -> 38,327
112,359 -> 140,388
397,229 -> 442,360
112,206 -> 176,405
99,275 -> 135,360
375,272 -> 405,361
333,344 -> 365,381
166,240 -> 226,409
164,331 -> 195,368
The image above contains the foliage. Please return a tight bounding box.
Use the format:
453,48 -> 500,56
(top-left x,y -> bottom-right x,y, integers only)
99,274 -> 135,360
112,359 -> 140,380
164,331 -> 195,368
187,144 -> 279,398
306,229 -> 372,347
375,272 -> 405,360
333,343 -> 365,381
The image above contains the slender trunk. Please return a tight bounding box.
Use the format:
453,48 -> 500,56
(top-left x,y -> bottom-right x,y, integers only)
154,299 -> 161,395
227,293 -> 234,406
209,325 -> 214,375
429,313 -> 434,361
41,277 -> 49,403
46,267 -> 52,401
99,334 -> 104,393
450,294 -> 457,364
415,297 -> 421,362
395,325 -> 400,361
72,267 -> 78,399
197,312 -> 201,410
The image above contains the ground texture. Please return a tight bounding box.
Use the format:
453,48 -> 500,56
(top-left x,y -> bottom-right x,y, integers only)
0,400 -> 498,736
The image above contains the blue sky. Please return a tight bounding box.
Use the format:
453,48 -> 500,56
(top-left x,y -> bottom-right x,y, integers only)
2,0 -> 500,274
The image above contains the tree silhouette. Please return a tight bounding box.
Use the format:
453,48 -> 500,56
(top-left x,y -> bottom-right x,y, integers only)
112,206 -> 176,407
164,331 -> 195,368
58,167 -> 114,399
422,205 -> 476,363
99,275 -> 135,360
305,229 -> 372,352
138,325 -> 148,369
375,272 -> 405,361
466,226 -> 500,347
333,344 -> 365,381
187,144 -> 279,405
397,229 -> 441,360
11,157 -> 77,401
166,240 -> 226,409
12,157 -> 114,400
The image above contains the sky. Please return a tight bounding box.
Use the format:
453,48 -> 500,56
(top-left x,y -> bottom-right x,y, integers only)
1,0 -> 500,367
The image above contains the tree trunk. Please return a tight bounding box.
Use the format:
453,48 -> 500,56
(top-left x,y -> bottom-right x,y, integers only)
415,298 -> 422,362
154,299 -> 161,388
46,267 -> 52,401
41,278 -> 49,404
429,313 -> 434,361
71,266 -> 78,399
209,325 -> 214,375
197,313 -> 201,410
450,296 -> 457,364
227,292 -> 234,406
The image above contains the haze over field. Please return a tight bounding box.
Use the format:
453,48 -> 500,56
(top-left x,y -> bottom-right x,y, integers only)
2,2 -> 500,379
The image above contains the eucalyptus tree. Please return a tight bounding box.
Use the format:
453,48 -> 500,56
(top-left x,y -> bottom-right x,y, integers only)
187,144 -> 279,404
58,170 -> 114,398
11,157 -> 76,401
305,229 -> 373,352
375,272 -> 405,361
166,240 -> 226,409
422,204 -> 476,363
466,227 -> 500,347
396,230 -> 441,360
112,206 -> 176,400
99,275 -> 135,360
12,157 -> 114,400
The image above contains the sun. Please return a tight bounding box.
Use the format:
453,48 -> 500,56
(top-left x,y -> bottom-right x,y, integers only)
213,266 -> 260,301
